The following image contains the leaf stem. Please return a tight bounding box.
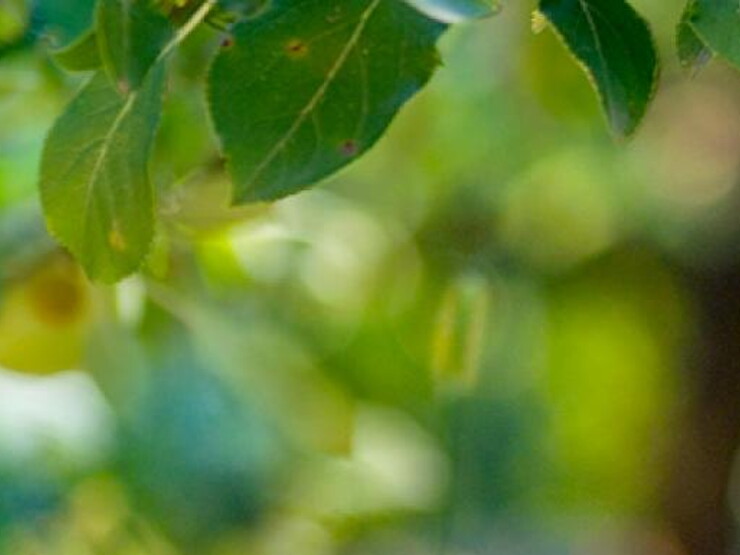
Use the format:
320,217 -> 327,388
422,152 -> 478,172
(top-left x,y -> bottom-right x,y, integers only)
158,0 -> 219,64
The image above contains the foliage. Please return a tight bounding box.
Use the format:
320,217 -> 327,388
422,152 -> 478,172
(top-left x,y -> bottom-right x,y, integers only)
0,0 -> 731,281
2,0 -> 739,552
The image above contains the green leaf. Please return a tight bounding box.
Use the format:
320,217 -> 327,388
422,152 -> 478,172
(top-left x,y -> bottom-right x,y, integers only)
208,0 -> 446,203
538,0 -> 659,137
33,0 -> 97,48
53,30 -> 101,72
689,0 -> 740,69
39,68 -> 165,282
96,0 -> 175,92
677,1 -> 712,74
402,0 -> 498,23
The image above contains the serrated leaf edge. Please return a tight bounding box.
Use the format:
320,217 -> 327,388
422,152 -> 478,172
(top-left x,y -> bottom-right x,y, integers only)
540,0 -> 661,138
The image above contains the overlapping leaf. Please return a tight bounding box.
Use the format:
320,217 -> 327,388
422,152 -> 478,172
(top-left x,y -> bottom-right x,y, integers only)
688,0 -> 740,69
33,0 -> 97,47
96,0 -> 175,92
54,30 -> 102,71
677,1 -> 712,73
209,0 -> 446,203
538,0 -> 659,137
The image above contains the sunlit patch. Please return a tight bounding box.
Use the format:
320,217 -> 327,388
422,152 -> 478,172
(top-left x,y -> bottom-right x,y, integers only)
285,38 -> 309,59
0,369 -> 114,463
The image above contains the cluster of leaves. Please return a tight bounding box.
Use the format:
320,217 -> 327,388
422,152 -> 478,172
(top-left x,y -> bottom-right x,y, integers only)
7,0 -> 740,281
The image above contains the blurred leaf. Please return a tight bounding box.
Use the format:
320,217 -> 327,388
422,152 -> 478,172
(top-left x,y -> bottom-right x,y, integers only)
162,173 -> 268,235
431,273 -> 490,393
119,327 -> 279,547
538,0 -> 659,137
208,0 -> 446,202
152,86 -> 216,182
39,68 -> 165,282
0,207 -> 55,279
0,0 -> 28,45
53,30 -> 101,72
442,397 -> 542,515
677,1 -> 712,73
0,468 -> 64,536
689,0 -> 740,69
545,249 -> 687,511
84,289 -> 149,411
33,0 -> 97,48
499,148 -> 620,271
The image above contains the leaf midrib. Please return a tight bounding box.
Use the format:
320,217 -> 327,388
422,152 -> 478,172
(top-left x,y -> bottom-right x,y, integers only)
77,0 -> 220,269
244,0 -> 384,190
576,0 -> 619,123
80,90 -> 136,258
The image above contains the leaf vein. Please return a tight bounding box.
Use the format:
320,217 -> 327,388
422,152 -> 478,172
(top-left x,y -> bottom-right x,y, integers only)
245,0 -> 384,190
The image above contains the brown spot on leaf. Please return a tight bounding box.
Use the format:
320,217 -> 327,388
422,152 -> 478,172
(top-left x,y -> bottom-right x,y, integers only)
340,139 -> 359,157
285,38 -> 309,58
108,223 -> 127,252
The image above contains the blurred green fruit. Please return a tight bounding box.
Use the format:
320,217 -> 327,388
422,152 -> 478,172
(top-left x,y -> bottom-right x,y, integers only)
0,253 -> 91,374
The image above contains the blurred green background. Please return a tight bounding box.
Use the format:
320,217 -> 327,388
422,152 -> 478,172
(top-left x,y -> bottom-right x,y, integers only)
1,1 -> 740,553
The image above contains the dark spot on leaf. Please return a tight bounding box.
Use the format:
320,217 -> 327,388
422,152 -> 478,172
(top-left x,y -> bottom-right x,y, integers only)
221,36 -> 234,49
285,39 -> 308,58
340,139 -> 358,157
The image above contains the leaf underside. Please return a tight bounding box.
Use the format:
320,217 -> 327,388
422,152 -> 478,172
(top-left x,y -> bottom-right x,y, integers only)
40,68 -> 165,282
